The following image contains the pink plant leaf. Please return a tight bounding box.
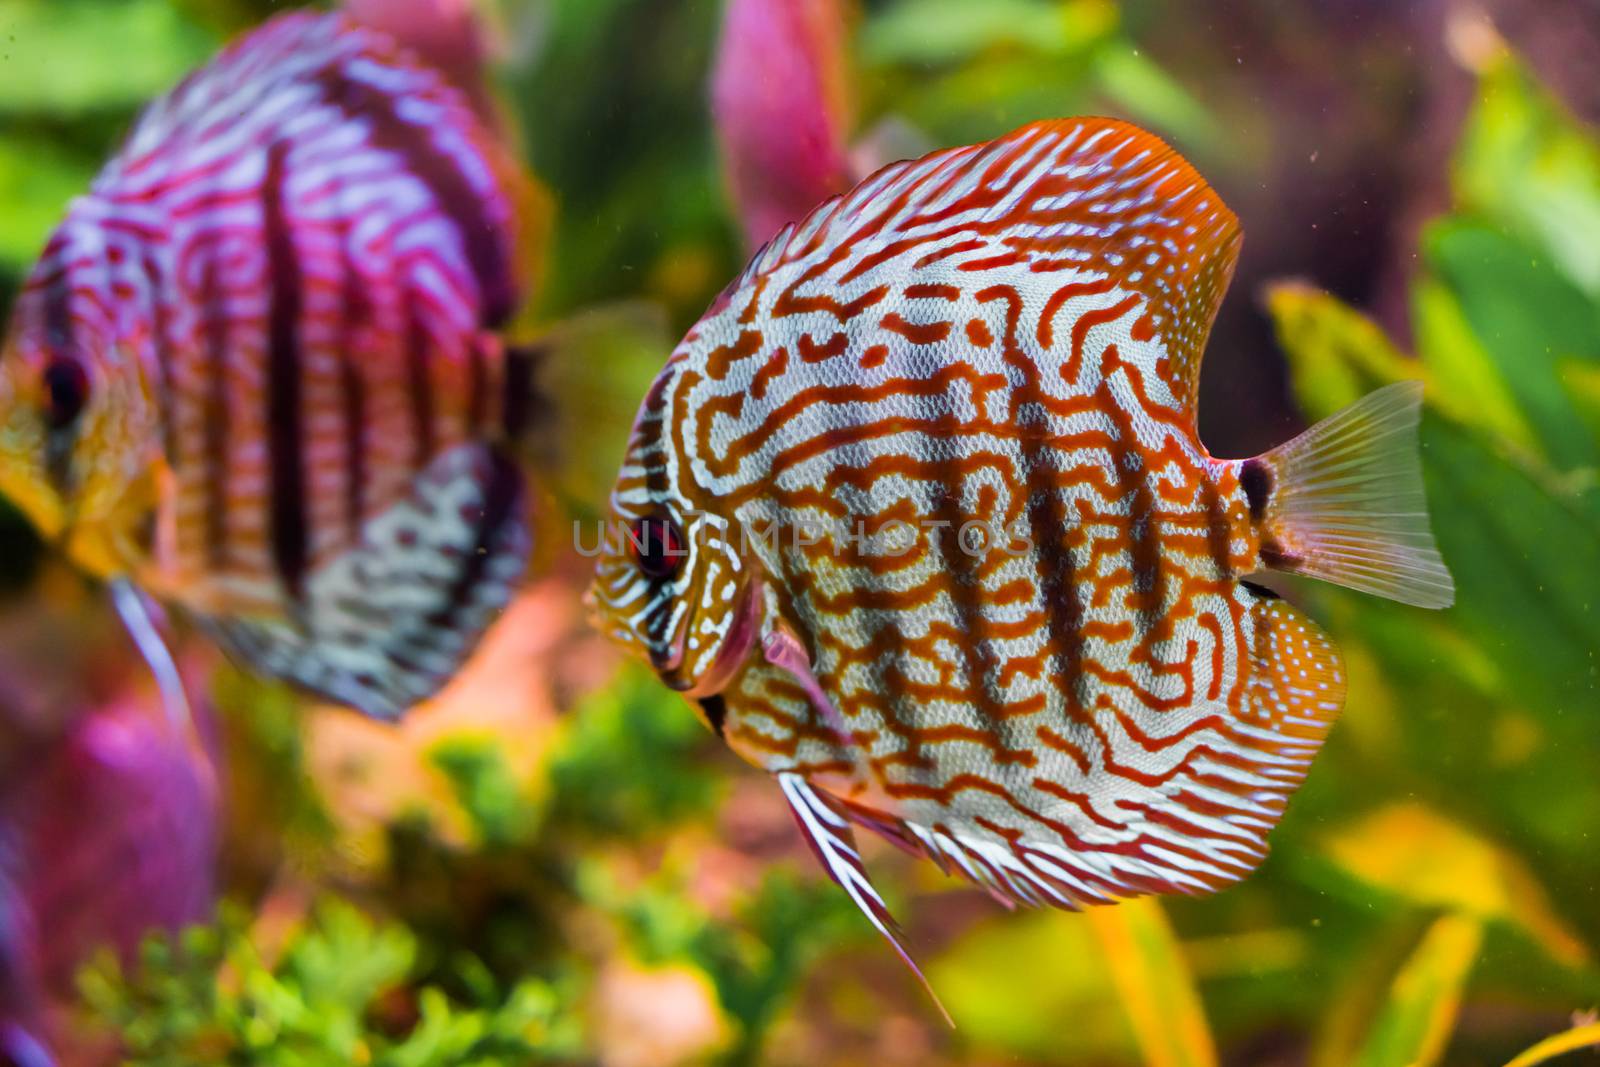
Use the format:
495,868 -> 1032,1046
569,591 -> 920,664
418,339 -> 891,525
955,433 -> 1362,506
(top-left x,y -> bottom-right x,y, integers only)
14,698 -> 219,995
711,0 -> 856,249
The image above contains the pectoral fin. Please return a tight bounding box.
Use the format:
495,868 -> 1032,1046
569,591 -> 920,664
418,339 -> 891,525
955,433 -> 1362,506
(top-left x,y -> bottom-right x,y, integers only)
762,625 -> 854,748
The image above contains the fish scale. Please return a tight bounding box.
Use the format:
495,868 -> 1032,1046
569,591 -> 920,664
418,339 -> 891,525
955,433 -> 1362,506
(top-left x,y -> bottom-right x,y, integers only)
591,116 -> 1453,1013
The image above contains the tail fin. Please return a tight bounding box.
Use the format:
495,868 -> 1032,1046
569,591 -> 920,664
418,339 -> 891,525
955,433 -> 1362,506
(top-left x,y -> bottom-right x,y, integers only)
1250,381 -> 1455,609
509,302 -> 675,514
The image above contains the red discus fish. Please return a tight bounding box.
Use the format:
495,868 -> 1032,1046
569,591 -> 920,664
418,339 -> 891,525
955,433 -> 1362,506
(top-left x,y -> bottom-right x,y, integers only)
0,12 -> 551,720
589,118 -> 1453,1013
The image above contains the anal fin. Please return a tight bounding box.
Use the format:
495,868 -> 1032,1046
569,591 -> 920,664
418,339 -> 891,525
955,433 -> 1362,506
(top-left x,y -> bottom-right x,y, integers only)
111,579 -> 193,736
1234,591 -> 1347,784
205,443 -> 528,720
820,593 -> 1349,918
777,772 -> 952,1027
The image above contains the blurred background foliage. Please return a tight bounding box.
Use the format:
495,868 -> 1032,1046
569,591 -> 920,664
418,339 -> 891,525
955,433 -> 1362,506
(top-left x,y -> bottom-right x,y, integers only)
0,0 -> 1597,1065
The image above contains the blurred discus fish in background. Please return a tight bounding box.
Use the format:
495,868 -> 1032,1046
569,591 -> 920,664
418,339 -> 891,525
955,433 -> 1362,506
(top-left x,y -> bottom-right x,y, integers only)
589,117 -> 1454,1017
0,8 -> 559,721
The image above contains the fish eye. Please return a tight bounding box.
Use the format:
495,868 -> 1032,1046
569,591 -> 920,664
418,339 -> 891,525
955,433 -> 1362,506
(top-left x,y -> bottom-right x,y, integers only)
632,513 -> 686,581
42,358 -> 90,431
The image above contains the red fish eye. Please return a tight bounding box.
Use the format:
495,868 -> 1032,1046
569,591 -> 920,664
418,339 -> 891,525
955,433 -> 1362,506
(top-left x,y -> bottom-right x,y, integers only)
632,514 -> 686,580
42,358 -> 90,431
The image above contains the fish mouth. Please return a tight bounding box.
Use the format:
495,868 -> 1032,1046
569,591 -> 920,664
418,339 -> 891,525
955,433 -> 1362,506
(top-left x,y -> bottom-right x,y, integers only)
649,622 -> 688,676
663,576 -> 764,699
38,498 -> 126,579
0,457 -> 163,583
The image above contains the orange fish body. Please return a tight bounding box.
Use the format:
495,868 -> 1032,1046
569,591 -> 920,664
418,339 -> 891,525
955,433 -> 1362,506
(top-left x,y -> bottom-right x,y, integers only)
590,118 -> 1453,1008
0,12 -> 548,719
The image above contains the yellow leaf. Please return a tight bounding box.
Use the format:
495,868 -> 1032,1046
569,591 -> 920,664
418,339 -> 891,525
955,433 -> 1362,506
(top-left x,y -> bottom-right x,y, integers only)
930,910 -> 1140,1063
1504,1022 -> 1600,1067
1322,803 -> 1590,968
1353,914 -> 1484,1067
1085,898 -> 1218,1067
1264,281 -> 1417,423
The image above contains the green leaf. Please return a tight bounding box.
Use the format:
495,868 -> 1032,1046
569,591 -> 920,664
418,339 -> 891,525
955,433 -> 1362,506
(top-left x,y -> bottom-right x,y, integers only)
547,660 -> 719,837
860,0 -> 1117,66
1350,914 -> 1484,1067
1411,274 -> 1540,453
1265,281 -> 1417,421
0,0 -> 217,117
284,900 -> 417,1018
931,911 -> 1141,1062
0,134 -> 93,274
694,870 -> 856,1049
77,898 -> 582,1064
429,735 -> 543,849
1453,49 -> 1600,297
1424,219 -> 1600,470
1560,359 -> 1600,443
1091,46 -> 1223,154
1421,414 -> 1600,720
594,859 -> 852,1060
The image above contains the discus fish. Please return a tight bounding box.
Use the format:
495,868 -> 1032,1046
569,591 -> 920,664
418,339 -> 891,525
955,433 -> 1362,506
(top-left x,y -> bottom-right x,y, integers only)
589,118 -> 1453,1012
0,12 -> 551,720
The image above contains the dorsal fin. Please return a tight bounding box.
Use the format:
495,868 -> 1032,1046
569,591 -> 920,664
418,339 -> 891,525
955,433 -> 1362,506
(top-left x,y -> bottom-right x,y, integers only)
343,0 -> 497,128
110,11 -> 530,329
738,117 -> 1240,413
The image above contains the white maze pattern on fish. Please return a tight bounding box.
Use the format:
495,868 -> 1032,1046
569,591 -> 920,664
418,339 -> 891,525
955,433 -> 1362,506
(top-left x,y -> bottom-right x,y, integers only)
594,118 -> 1347,907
